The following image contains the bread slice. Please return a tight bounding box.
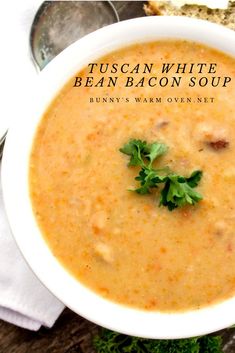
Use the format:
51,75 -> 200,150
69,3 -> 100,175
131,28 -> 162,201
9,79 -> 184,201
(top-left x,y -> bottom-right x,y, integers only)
144,1 -> 235,30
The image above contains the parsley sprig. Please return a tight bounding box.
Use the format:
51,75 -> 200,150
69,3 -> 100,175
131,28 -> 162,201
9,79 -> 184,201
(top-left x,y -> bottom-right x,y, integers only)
120,139 -> 203,211
120,139 -> 168,168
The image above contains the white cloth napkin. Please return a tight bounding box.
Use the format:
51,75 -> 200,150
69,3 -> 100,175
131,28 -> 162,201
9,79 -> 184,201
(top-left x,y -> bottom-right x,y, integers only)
0,0 -> 65,330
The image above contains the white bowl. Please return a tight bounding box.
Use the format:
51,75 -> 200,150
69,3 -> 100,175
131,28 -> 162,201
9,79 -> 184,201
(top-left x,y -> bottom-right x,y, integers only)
2,16 -> 235,339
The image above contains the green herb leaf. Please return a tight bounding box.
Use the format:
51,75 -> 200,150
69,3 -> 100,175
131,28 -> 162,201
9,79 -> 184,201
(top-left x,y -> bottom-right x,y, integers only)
120,139 -> 203,211
199,336 -> 223,353
134,167 -> 167,195
119,139 -> 147,167
120,139 -> 167,167
144,142 -> 168,166
93,329 -> 223,353
159,174 -> 203,211
186,170 -> 203,188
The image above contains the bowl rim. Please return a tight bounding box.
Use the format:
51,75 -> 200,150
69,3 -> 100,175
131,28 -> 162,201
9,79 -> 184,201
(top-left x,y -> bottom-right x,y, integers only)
2,16 -> 235,339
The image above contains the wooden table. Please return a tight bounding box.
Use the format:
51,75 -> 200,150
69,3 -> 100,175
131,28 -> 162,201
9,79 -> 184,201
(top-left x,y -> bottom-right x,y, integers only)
0,309 -> 96,353
0,308 -> 235,353
1,2 -> 235,352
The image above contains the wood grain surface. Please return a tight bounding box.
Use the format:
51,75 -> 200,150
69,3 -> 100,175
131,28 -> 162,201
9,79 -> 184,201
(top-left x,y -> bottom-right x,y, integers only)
0,308 -> 235,353
0,309 -> 98,353
1,2 -> 235,353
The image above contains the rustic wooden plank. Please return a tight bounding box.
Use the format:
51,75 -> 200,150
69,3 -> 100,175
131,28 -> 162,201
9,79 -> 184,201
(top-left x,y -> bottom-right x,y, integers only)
0,308 -> 235,353
0,309 -> 98,353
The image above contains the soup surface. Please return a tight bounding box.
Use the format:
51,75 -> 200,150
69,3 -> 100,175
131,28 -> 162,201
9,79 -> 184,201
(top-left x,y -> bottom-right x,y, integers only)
30,41 -> 235,312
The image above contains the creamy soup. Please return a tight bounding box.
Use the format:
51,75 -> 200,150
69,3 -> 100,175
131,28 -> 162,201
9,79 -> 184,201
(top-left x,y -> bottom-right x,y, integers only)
30,41 -> 235,312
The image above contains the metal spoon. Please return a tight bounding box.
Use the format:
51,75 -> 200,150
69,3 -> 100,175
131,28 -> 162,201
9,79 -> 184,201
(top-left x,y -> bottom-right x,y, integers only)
0,1 -> 119,156
0,1 -> 145,156
30,1 -> 119,71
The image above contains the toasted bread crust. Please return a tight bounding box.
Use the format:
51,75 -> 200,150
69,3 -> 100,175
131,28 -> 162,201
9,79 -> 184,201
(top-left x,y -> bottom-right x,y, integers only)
144,1 -> 235,30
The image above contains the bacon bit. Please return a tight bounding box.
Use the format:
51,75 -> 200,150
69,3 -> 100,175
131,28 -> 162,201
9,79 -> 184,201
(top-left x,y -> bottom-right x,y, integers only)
156,120 -> 169,129
180,209 -> 191,218
209,140 -> 229,150
227,242 -> 233,252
